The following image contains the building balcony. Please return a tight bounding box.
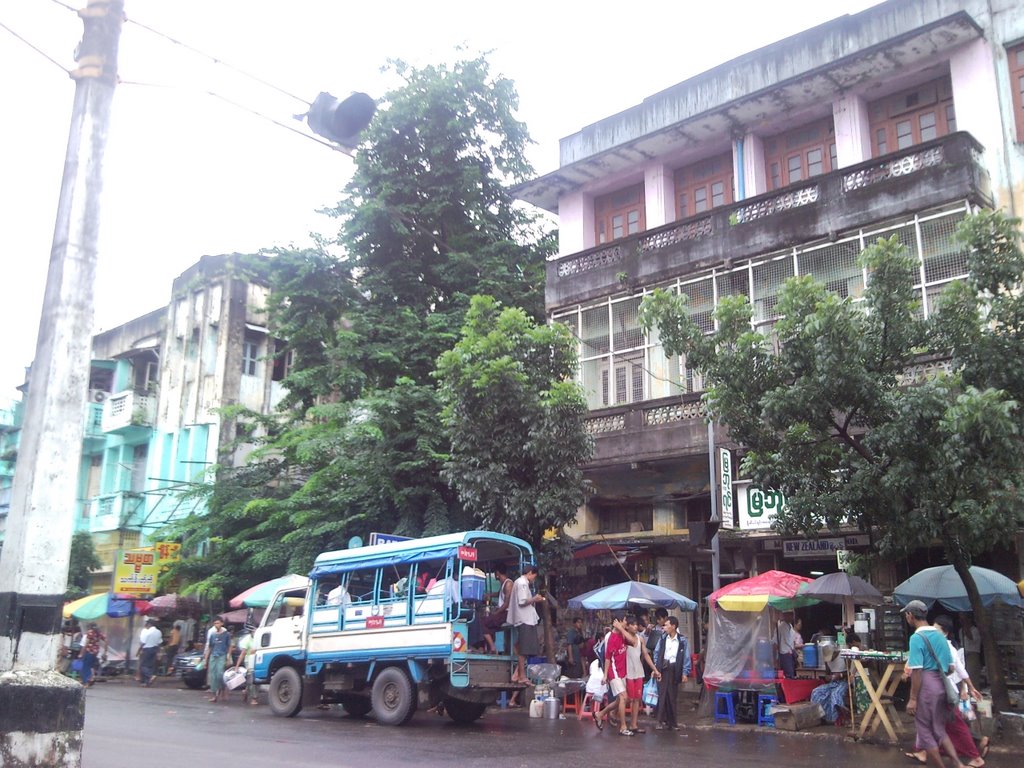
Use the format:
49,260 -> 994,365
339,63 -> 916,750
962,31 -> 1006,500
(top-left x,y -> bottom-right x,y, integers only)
546,132 -> 991,311
85,491 -> 145,533
101,390 -> 156,435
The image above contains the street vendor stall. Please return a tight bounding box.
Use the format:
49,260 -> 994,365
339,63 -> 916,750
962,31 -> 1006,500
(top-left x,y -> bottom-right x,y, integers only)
704,571 -> 820,722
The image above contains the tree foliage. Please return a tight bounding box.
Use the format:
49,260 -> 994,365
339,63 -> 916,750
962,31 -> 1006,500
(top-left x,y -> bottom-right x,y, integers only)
160,54 -> 554,600
66,530 -> 101,598
639,211 -> 1024,709
436,295 -> 592,564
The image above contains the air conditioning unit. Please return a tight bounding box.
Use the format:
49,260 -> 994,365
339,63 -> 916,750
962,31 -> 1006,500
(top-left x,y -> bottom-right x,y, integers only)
89,389 -> 108,404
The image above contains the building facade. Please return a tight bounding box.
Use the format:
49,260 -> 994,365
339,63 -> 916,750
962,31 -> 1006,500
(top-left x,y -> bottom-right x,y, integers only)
516,0 -> 1024,644
1,254 -> 285,588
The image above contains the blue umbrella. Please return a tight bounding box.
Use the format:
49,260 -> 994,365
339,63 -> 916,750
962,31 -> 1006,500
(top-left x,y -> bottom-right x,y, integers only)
568,580 -> 697,611
893,565 -> 1023,612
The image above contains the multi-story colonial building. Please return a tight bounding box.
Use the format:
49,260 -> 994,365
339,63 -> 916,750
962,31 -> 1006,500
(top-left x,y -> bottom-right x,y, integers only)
2,254 -> 285,588
516,0 -> 1024,644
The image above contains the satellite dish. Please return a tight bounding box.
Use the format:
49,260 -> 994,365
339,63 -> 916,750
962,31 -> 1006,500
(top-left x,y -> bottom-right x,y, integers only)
348,535 -> 364,549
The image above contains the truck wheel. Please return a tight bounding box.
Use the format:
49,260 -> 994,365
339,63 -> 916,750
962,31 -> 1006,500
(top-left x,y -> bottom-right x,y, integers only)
371,667 -> 416,726
341,697 -> 373,718
268,666 -> 303,718
445,698 -> 487,724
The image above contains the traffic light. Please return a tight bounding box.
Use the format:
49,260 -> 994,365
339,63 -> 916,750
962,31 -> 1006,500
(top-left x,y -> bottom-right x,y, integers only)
306,91 -> 376,147
689,521 -> 721,549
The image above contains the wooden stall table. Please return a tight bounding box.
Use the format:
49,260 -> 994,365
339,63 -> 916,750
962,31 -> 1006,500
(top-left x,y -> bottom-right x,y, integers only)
842,650 -> 906,744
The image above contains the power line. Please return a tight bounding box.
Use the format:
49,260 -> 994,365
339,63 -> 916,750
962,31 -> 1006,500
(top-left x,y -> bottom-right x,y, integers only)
49,0 -> 310,106
0,19 -> 70,74
118,79 -> 348,154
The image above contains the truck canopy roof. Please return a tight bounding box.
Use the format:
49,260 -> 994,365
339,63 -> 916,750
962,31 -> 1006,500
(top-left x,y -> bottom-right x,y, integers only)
309,530 -> 532,579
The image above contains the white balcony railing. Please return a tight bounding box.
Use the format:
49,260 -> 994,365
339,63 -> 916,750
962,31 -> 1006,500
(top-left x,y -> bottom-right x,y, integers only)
101,390 -> 156,433
86,491 -> 144,533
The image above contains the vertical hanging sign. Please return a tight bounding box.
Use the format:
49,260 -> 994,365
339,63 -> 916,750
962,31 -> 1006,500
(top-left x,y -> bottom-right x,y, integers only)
719,448 -> 734,529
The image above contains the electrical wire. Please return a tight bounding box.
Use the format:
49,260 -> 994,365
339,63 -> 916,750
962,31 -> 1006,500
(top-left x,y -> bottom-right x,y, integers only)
0,19 -> 71,74
49,0 -> 309,106
118,79 -> 348,154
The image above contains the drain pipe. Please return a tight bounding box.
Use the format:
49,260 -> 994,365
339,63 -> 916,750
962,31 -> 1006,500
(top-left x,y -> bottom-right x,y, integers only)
735,136 -> 746,202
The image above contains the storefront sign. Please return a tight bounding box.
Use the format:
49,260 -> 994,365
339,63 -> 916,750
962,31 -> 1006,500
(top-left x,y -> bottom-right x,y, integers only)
112,548 -> 159,595
783,537 -> 845,558
719,449 -> 734,529
735,484 -> 786,530
154,541 -> 181,562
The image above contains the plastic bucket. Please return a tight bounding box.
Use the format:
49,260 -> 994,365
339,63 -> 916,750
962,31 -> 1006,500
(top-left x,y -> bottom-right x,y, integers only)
803,644 -> 819,668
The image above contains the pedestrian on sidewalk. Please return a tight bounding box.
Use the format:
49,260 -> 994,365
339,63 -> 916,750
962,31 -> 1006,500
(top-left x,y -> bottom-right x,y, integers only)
81,623 -> 108,688
653,616 -> 690,730
136,617 -> 162,686
595,614 -> 633,736
903,600 -> 966,768
203,618 -> 233,703
623,615 -> 657,733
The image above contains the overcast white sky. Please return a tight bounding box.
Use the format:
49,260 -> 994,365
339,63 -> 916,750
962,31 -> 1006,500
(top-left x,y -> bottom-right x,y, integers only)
0,0 -> 881,404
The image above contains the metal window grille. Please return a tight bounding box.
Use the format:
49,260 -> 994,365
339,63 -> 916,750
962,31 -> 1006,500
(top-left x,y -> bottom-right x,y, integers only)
611,297 -> 643,351
681,277 -> 715,333
752,256 -> 795,323
581,306 -> 610,356
797,238 -> 863,299
920,214 -> 967,284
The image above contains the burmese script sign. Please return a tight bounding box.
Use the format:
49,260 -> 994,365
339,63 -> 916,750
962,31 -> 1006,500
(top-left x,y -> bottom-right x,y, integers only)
112,549 -> 159,596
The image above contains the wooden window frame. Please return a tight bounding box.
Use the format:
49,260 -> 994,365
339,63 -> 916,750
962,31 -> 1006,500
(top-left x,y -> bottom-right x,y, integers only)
869,76 -> 956,157
763,118 -> 836,191
594,183 -> 646,245
674,152 -> 734,220
1010,43 -> 1024,143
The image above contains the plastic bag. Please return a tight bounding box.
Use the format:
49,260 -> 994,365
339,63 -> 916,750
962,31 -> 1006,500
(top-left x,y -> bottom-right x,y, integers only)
642,677 -> 659,708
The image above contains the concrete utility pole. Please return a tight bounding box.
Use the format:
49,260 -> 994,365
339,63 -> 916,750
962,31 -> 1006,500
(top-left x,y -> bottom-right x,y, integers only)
0,1 -> 123,764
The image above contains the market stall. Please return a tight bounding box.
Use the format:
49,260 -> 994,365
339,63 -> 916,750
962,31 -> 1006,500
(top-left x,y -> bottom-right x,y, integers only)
704,571 -> 819,721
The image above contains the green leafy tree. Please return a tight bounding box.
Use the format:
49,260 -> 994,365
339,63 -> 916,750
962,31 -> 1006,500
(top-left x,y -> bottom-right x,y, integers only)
162,54 -> 552,597
436,295 -> 592,659
66,531 -> 101,597
639,212 -> 1024,711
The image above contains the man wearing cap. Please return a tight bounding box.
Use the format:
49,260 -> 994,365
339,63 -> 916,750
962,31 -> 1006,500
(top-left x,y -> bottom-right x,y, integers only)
903,600 -> 966,768
137,616 -> 163,686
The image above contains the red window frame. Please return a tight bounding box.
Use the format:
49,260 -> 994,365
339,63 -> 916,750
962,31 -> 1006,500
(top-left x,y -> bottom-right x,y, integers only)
763,118 -> 836,191
674,152 -> 734,220
1010,43 -> 1024,143
869,76 -> 956,157
594,183 -> 646,245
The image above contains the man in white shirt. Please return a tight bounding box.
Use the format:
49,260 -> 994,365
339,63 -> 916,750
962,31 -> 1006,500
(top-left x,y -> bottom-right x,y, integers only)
506,565 -> 544,687
136,617 -> 163,686
777,615 -> 796,679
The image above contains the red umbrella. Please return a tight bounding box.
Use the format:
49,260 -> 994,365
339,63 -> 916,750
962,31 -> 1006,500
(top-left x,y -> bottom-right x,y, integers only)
148,593 -> 203,619
709,570 -> 818,611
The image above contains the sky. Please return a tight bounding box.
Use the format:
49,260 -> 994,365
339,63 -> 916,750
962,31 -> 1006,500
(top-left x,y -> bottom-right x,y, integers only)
0,0 -> 881,404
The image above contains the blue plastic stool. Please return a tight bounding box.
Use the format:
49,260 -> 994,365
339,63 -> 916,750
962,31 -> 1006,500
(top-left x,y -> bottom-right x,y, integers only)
713,690 -> 737,724
757,693 -> 778,727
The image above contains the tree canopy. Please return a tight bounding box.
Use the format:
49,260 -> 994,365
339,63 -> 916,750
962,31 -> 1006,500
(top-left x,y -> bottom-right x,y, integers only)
436,295 -> 592,564
639,210 -> 1024,710
160,54 -> 557,600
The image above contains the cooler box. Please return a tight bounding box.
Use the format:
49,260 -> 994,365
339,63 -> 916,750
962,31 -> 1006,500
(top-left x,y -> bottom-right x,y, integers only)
223,668 -> 247,690
461,567 -> 485,603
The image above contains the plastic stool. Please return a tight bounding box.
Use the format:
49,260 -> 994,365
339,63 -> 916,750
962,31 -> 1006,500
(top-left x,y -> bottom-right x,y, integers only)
563,689 -> 581,716
757,693 -> 778,727
578,692 -> 600,720
713,690 -> 737,724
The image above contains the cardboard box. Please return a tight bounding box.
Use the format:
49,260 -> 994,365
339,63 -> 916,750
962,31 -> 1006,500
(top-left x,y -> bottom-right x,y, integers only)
772,701 -> 823,731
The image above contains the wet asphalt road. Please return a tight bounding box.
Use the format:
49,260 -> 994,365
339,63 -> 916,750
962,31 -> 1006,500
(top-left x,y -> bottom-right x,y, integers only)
80,681 -> 963,768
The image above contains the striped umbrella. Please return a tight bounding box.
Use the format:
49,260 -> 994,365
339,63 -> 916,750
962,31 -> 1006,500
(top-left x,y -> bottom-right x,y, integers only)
709,570 -> 819,611
63,592 -> 152,621
228,574 -> 308,608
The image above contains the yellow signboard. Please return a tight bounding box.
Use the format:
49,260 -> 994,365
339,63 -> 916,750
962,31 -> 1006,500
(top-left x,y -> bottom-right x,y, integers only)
154,541 -> 181,563
112,549 -> 159,596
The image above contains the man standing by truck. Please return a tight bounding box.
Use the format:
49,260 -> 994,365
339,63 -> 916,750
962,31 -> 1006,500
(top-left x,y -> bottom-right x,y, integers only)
507,565 -> 545,688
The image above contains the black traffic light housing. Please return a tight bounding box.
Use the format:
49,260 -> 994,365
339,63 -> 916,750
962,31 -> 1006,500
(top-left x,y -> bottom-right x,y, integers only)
306,91 -> 376,147
689,521 -> 721,549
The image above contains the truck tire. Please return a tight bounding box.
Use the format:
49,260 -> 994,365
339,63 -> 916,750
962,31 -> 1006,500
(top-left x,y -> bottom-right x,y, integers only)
268,666 -> 303,718
371,667 -> 416,726
341,697 -> 373,718
445,698 -> 487,724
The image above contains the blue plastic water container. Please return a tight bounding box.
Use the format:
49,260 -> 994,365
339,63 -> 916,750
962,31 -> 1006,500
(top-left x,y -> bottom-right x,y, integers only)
461,573 -> 485,602
803,644 -> 819,668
